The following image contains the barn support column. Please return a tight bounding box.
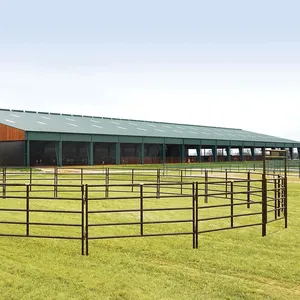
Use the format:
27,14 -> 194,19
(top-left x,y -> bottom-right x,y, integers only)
88,142 -> 94,166
226,146 -> 231,162
212,145 -> 217,163
297,148 -> 300,159
161,144 -> 166,164
56,140 -> 62,167
25,141 -> 30,167
116,142 -> 120,165
289,148 -> 294,160
239,147 -> 244,161
180,144 -> 185,163
140,143 -> 144,165
251,147 -> 255,161
197,145 -> 201,163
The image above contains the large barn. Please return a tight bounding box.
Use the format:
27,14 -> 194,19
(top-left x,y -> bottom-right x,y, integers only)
0,108 -> 299,167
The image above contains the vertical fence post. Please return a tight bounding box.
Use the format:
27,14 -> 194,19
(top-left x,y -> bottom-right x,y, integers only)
85,184 -> 89,256
230,181 -> 234,228
284,176 -> 288,228
281,178 -> 284,214
180,170 -> 183,195
156,169 -> 160,199
105,168 -> 109,198
80,168 -> 84,186
262,175 -> 267,237
26,184 -> 30,236
192,182 -> 196,249
29,168 -> 32,191
225,169 -> 228,198
140,184 -> 144,236
81,184 -> 85,256
53,167 -> 58,198
131,169 -> 134,192
247,172 -> 251,208
2,167 -> 6,198
195,182 -> 199,249
192,182 -> 199,249
277,175 -> 281,217
204,170 -> 208,203
274,178 -> 277,220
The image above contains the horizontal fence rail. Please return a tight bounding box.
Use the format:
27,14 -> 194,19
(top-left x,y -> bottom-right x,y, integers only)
0,167 -> 288,255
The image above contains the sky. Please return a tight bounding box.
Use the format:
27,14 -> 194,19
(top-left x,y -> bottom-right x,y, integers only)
0,0 -> 299,141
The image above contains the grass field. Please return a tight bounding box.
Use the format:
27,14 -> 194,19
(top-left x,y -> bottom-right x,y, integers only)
0,168 -> 299,300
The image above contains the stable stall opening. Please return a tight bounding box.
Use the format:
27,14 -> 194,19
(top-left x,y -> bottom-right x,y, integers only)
166,144 -> 181,163
30,141 -> 57,166
62,142 -> 88,165
144,144 -> 162,164
94,143 -> 116,165
121,143 -> 140,164
185,147 -> 197,163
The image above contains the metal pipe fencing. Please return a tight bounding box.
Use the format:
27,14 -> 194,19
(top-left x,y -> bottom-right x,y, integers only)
0,170 -> 287,255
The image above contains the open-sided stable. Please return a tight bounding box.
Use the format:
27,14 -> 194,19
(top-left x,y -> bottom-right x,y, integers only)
0,108 -> 299,166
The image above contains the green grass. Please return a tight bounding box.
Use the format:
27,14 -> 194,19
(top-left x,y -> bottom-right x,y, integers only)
61,161 -> 261,170
0,171 -> 299,300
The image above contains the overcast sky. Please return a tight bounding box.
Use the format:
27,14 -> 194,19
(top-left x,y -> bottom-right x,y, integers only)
0,0 -> 299,141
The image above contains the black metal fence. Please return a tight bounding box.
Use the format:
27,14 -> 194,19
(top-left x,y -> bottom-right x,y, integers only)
0,168 -> 287,255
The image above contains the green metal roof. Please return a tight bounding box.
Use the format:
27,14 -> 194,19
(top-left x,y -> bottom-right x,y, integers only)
0,108 -> 299,145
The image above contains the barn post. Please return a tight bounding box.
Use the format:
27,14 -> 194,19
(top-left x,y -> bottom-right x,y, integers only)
226,146 -> 231,162
289,148 -> 294,160
56,140 -> 63,167
180,143 -> 185,163
197,145 -> 201,163
212,145 -> 217,163
115,142 -> 120,165
88,141 -> 93,166
161,143 -> 166,165
140,142 -> 144,165
239,147 -> 244,161
251,147 -> 255,161
25,140 -> 30,167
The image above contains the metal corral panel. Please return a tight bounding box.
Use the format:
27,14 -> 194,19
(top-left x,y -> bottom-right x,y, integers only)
0,109 -> 299,146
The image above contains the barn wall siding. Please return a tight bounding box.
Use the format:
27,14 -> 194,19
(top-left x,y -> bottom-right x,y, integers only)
0,124 -> 25,141
0,141 -> 25,166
